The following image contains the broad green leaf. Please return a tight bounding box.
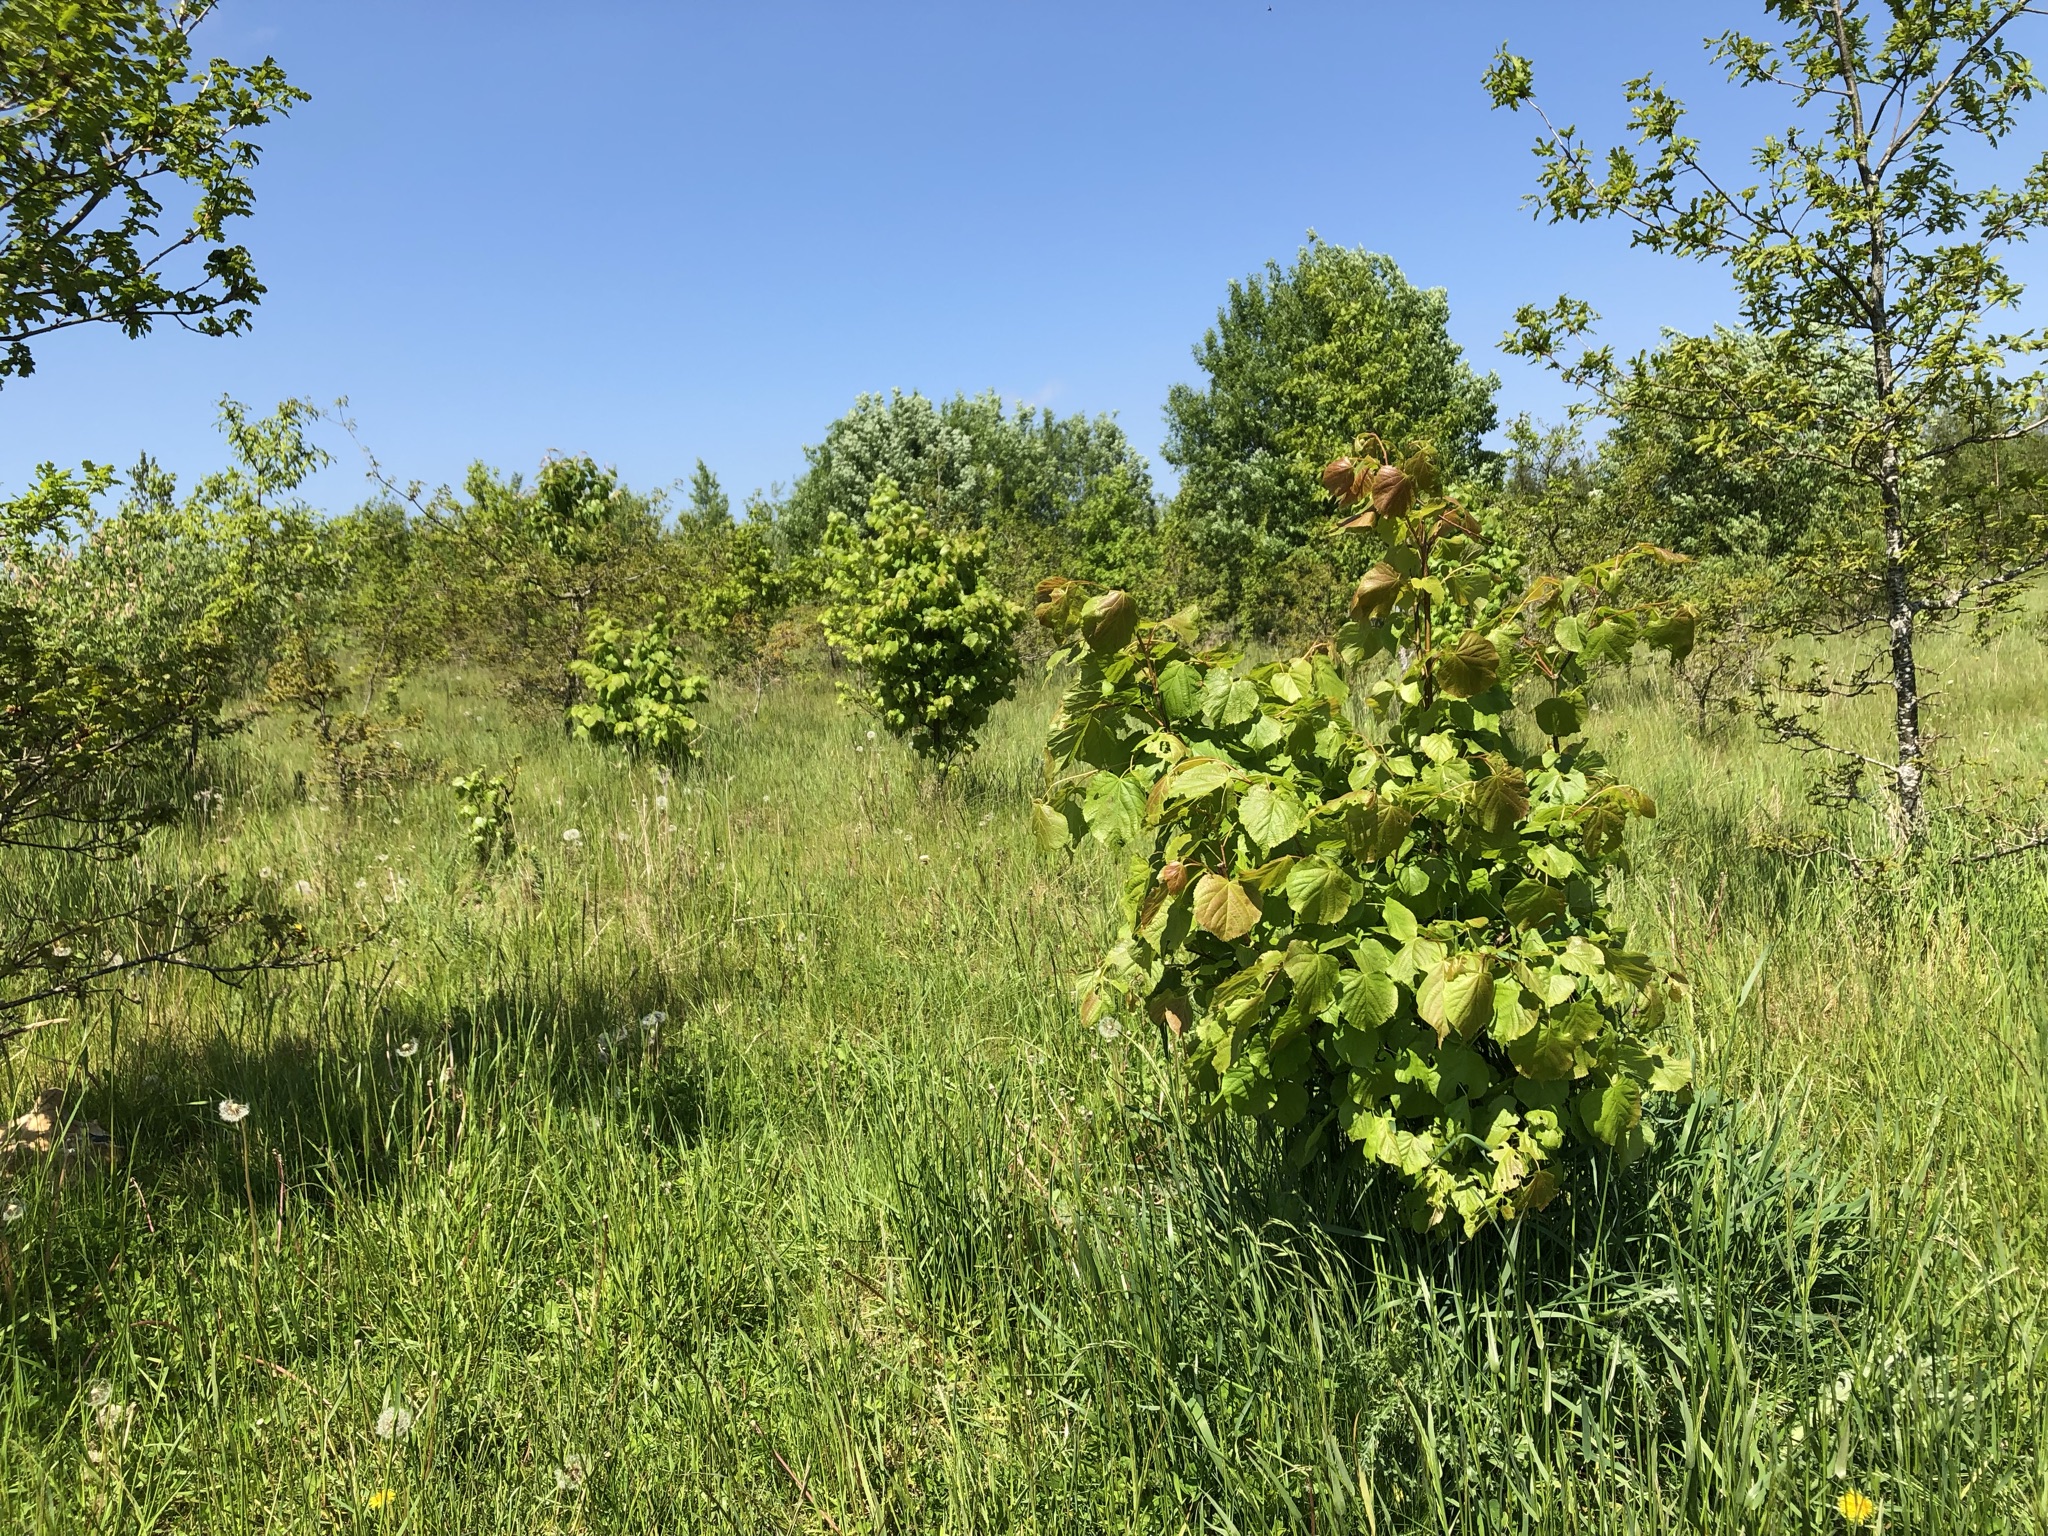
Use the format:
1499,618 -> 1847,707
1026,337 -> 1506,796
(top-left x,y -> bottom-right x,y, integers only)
1381,897 -> 1419,944
1502,879 -> 1566,929
1285,857 -> 1356,924
1586,1075 -> 1643,1144
1163,757 -> 1235,802
1156,659 -> 1204,719
1079,589 -> 1138,652
1418,953 -> 1495,1041
1436,631 -> 1500,698
1644,605 -> 1697,660
1192,873 -> 1261,941
1470,763 -> 1529,835
1282,944 -> 1340,1016
1648,1055 -> 1693,1093
1532,693 -> 1582,737
1341,966 -> 1398,1028
1031,799 -> 1074,853
1350,561 -> 1405,624
1239,783 -> 1306,851
1081,772 -> 1145,844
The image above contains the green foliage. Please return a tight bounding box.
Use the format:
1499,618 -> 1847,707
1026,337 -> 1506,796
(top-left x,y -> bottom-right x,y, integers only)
1037,443 -> 1697,1235
450,764 -> 519,869
1161,239 -> 1500,635
783,389 -> 1158,587
1491,3 -> 2048,843
421,454 -> 665,712
0,0 -> 307,379
822,479 -> 1021,764
567,609 -> 709,767
3,398 -> 334,698
0,600 -> 312,1021
265,632 -> 420,810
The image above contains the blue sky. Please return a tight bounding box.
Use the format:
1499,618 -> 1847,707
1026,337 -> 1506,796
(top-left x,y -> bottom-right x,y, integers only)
3,2 -> 2042,512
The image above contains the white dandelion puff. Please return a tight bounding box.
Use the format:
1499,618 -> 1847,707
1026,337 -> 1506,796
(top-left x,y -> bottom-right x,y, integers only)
865,729 -> 876,741
258,866 -> 274,880
561,828 -> 582,845
2,1200 -> 23,1224
86,1380 -> 113,1411
295,879 -> 314,898
374,1403 -> 414,1441
653,794 -> 668,812
555,1452 -> 588,1491
217,1099 -> 250,1125
395,1039 -> 420,1060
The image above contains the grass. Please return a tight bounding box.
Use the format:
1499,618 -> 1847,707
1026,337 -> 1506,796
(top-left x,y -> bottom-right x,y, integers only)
1,616 -> 2045,1533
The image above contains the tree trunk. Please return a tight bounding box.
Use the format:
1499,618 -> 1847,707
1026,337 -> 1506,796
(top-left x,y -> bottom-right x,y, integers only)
1878,448 -> 1925,846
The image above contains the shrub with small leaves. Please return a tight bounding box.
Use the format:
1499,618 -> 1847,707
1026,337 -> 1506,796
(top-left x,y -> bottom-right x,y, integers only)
822,478 -> 1021,765
450,764 -> 518,869
1036,440 -> 1699,1235
566,609 -> 709,767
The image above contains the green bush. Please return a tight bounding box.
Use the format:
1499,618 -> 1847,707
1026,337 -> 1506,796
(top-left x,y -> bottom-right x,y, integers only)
566,609 -> 708,767
1036,442 -> 1698,1235
450,763 -> 519,869
822,478 -> 1020,765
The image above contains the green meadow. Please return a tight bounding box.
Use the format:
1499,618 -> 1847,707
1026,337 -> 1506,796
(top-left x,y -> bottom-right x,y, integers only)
2,614 -> 2044,1534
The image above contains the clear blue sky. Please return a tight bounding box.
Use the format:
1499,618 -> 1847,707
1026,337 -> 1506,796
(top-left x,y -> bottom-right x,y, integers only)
3,2 -> 2042,512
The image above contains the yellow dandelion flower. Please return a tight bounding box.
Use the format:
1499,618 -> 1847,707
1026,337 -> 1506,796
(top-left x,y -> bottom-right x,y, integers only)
366,1487 -> 397,1512
1837,1488 -> 1876,1526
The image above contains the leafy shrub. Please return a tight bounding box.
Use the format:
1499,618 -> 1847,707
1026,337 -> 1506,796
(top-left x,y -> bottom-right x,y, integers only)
567,609 -> 709,767
1035,441 -> 1697,1235
451,764 -> 518,869
266,633 -> 420,809
822,478 -> 1021,765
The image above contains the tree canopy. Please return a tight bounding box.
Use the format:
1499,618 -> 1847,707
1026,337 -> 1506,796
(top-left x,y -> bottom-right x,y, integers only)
0,0 -> 305,380
1160,240 -> 1500,635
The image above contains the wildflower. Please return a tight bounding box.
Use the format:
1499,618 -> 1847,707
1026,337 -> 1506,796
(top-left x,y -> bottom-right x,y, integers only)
1097,1017 -> 1122,1042
1837,1489 -> 1875,1526
86,1381 -> 113,1411
366,1488 -> 397,1512
865,730 -> 876,741
562,828 -> 582,845
396,1039 -> 420,1060
373,1403 -> 414,1441
2,1201 -> 22,1224
217,1099 -> 250,1125
555,1452 -> 588,1491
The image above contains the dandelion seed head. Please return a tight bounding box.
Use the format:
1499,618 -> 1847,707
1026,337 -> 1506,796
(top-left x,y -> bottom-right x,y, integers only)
1,1200 -> 22,1224
355,878 -> 368,890
561,828 -> 582,845
86,1380 -> 113,1410
395,1039 -> 420,1060
295,879 -> 314,897
217,1099 -> 250,1125
258,866 -> 274,880
654,795 -> 668,812
373,1404 -> 414,1441
555,1452 -> 588,1491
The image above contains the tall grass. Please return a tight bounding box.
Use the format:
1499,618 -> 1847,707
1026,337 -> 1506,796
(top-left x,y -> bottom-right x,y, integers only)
0,619 -> 2043,1532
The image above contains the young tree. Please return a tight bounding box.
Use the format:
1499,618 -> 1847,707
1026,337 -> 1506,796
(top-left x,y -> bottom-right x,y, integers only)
0,0 -> 306,380
1487,2 -> 2048,847
822,478 -> 1021,766
1161,239 -> 1500,635
686,459 -> 731,528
